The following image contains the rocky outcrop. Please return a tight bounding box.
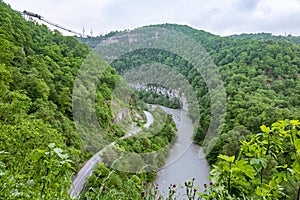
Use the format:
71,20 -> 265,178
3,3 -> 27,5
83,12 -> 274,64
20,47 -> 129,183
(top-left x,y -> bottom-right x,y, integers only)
113,108 -> 131,123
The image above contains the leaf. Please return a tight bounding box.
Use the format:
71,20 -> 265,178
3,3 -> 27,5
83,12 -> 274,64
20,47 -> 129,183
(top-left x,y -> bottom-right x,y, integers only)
272,120 -> 287,129
269,180 -> 277,188
294,139 -> 300,152
32,149 -> 45,162
53,147 -> 68,159
0,151 -> 7,155
210,165 -> 223,183
218,154 -> 235,163
283,173 -> 288,181
250,158 -> 268,170
292,160 -> 300,175
250,158 -> 259,165
235,160 -> 255,179
274,173 -> 283,184
290,120 -> 300,126
260,124 -> 270,133
255,186 -> 262,196
48,143 -> 56,149
255,184 -> 272,197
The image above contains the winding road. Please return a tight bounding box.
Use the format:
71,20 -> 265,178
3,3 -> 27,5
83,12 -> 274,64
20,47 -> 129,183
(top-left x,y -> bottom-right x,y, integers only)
69,110 -> 154,198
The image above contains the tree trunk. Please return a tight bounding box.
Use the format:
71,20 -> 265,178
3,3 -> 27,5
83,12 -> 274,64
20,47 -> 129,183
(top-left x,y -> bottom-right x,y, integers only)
297,185 -> 300,200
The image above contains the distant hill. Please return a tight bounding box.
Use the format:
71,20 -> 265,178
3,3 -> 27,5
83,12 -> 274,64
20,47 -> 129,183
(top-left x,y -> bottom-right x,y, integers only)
229,32 -> 300,45
77,23 -> 219,50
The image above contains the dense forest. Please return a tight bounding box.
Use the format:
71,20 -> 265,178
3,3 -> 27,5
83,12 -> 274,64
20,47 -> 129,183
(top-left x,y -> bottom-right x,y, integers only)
1,0 -> 300,199
79,24 -> 300,199
0,2 -> 178,199
0,1 -> 141,199
0,1 -> 88,198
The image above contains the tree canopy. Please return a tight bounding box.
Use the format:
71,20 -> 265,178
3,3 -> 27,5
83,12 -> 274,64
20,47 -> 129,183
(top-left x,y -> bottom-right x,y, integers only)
1,1 -> 300,198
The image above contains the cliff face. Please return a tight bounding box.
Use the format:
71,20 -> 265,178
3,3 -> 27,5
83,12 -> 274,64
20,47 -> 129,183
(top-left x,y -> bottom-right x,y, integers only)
113,108 -> 131,123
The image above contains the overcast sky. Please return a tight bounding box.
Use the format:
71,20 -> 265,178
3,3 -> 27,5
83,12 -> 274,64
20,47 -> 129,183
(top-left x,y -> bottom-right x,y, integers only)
4,0 -> 300,37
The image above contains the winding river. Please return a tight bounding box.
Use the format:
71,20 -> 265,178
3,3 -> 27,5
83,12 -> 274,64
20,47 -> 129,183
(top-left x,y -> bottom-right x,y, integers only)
155,106 -> 211,198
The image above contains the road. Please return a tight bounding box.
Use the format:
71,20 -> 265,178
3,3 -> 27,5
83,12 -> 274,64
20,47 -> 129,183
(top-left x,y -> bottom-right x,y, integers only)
69,111 -> 154,198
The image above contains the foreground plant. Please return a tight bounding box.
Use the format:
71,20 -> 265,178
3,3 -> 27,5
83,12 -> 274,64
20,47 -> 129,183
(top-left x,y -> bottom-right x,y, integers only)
205,120 -> 300,200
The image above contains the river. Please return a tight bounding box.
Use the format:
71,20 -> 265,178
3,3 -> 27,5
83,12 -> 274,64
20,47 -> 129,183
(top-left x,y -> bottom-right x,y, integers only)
155,106 -> 211,198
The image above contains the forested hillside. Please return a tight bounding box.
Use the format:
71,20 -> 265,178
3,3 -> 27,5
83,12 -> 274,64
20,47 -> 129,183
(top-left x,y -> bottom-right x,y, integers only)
159,24 -> 300,163
0,2 -> 128,199
82,23 -> 300,162
230,32 -> 300,45
0,2 -> 178,199
2,0 -> 300,198
80,24 -> 300,199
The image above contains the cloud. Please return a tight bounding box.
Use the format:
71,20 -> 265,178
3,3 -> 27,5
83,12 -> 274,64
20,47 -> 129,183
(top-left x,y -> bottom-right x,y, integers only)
3,0 -> 300,36
236,0 -> 260,11
186,0 -> 300,36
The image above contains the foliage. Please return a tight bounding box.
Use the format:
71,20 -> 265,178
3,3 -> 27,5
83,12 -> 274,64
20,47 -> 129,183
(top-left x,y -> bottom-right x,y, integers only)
2,0 -> 300,197
136,88 -> 181,109
230,32 -> 300,45
0,144 -> 73,199
205,120 -> 300,200
0,1 -> 126,198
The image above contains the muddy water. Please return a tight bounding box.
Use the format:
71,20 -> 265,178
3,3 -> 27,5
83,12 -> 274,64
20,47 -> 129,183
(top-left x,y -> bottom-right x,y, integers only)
155,106 -> 210,198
